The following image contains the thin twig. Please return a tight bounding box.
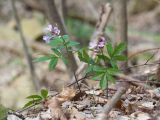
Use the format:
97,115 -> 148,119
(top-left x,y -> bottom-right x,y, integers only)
122,61 -> 160,71
11,0 -> 40,91
73,72 -> 82,93
144,49 -> 159,64
118,79 -> 160,85
128,47 -> 160,59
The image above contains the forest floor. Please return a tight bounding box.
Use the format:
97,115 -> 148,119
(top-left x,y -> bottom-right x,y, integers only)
0,1 -> 160,119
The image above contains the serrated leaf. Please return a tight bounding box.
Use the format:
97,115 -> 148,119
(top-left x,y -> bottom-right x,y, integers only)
41,89 -> 48,99
114,55 -> 127,61
106,74 -> 115,83
93,65 -> 106,73
67,41 -> 80,47
113,42 -> 126,55
33,56 -> 50,63
107,68 -> 119,75
26,95 -> 42,100
97,55 -> 110,62
110,59 -> 118,68
48,36 -> 63,47
106,43 -> 113,57
78,48 -> 90,63
62,35 -> 69,40
92,73 -> 104,81
51,48 -> 61,57
49,57 -> 58,70
100,74 -> 107,89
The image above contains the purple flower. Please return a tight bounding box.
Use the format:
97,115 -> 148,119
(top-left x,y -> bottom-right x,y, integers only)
43,35 -> 51,43
43,24 -> 60,43
89,41 -> 97,49
52,26 -> 60,36
45,24 -> 53,32
89,36 -> 106,50
97,36 -> 106,48
45,24 -> 60,36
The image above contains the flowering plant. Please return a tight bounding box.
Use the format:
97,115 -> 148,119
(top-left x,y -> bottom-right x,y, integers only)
24,24 -> 127,108
34,24 -> 127,89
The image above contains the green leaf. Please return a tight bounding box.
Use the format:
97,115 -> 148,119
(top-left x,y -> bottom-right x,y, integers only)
67,41 -> 80,47
106,43 -> 114,57
49,57 -> 58,70
23,99 -> 41,108
85,65 -> 93,73
93,65 -> 106,73
78,48 -> 90,63
62,35 -> 69,40
100,74 -> 107,89
114,55 -> 127,61
92,73 -> 104,81
26,95 -> 42,100
23,101 -> 33,108
113,42 -> 126,55
48,36 -> 63,47
51,48 -> 61,57
110,59 -> 118,68
41,89 -> 48,99
107,68 -> 119,75
97,55 -> 110,62
106,74 -> 115,83
0,104 -> 8,120
33,56 -> 50,63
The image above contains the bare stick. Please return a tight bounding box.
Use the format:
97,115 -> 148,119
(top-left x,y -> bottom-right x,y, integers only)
11,0 -> 40,91
129,47 -> 160,59
97,86 -> 127,120
70,3 -> 112,84
116,73 -> 151,89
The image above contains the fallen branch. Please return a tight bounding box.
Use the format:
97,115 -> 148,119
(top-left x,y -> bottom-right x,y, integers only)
97,85 -> 128,120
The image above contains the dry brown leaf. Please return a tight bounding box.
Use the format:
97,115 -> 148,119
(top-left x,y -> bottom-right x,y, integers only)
130,111 -> 151,120
57,87 -> 76,102
93,96 -> 108,104
47,97 -> 67,120
85,89 -> 103,95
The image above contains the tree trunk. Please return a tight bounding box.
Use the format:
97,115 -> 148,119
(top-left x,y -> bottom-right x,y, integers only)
113,0 -> 128,72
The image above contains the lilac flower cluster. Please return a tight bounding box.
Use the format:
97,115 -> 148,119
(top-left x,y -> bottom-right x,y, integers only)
89,36 -> 106,52
43,24 -> 60,43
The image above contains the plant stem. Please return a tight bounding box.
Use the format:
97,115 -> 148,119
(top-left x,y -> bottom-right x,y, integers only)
100,49 -> 108,98
61,36 -> 81,91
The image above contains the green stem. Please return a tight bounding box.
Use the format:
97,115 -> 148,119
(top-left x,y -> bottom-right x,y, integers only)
100,49 -> 108,98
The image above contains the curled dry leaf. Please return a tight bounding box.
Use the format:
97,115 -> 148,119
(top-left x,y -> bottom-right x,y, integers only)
57,87 -> 76,102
